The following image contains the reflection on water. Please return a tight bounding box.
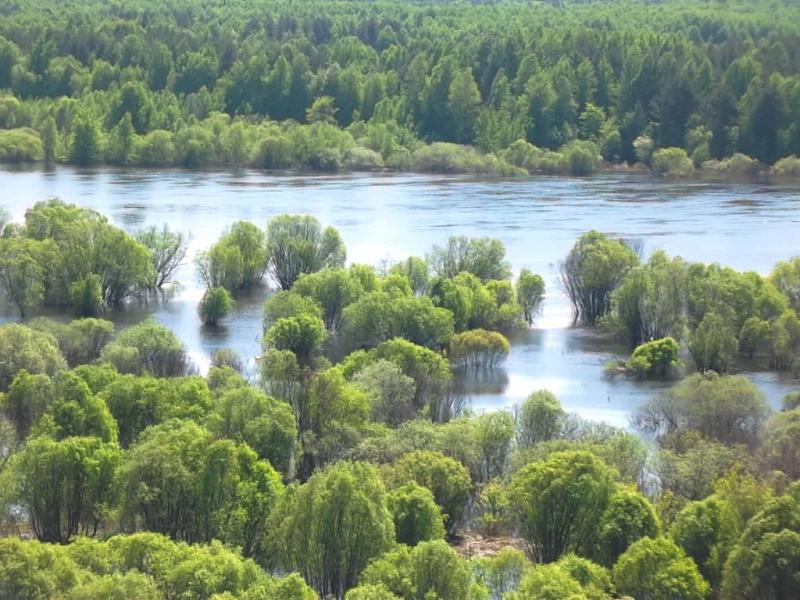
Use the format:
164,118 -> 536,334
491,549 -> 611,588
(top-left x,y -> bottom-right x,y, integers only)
1,166 -> 799,427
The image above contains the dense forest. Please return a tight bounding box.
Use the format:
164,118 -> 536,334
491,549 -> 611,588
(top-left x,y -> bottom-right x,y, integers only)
1,199 -> 800,599
1,0 -> 800,175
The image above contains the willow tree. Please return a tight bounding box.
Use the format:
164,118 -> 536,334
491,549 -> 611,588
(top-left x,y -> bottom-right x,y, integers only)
265,214 -> 345,290
559,231 -> 639,325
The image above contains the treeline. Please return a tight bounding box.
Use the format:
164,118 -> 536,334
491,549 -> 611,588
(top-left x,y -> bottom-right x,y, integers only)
2,0 -> 800,173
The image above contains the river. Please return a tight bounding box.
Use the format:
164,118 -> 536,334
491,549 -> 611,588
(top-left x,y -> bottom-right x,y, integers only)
1,166 -> 799,428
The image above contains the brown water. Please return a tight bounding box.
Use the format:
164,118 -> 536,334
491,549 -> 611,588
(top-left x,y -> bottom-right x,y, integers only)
1,166 -> 798,428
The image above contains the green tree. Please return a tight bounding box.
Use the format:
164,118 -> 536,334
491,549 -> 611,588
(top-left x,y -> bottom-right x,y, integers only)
14,436 -> 122,543
389,450 -> 471,534
387,482 -> 446,546
101,320 -> 188,377
560,231 -> 639,325
507,451 -> 616,563
268,461 -> 394,598
0,323 -> 66,391
265,215 -> 346,290
428,236 -> 511,282
689,311 -> 738,373
0,237 -> 48,317
516,269 -> 545,325
447,69 -> 481,144
199,287 -> 234,326
68,111 -> 103,165
613,537 -> 709,600
516,390 -> 566,447
594,488 -> 660,566
292,268 -> 363,331
135,224 -> 188,288
360,540 -> 478,600
264,314 -> 326,366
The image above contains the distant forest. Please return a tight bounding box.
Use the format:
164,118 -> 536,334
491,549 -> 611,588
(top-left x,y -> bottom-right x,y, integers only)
1,0 -> 800,174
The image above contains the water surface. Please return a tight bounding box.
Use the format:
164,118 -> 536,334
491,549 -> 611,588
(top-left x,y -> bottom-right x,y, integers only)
2,167 -> 799,428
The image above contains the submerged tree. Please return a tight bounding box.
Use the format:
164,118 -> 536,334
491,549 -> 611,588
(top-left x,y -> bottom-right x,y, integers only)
560,231 -> 639,325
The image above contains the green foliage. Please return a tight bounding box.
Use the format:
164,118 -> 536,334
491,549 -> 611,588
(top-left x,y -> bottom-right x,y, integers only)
206,386 -> 297,475
516,269 -> 545,325
625,337 -> 679,379
758,408 -> 800,479
0,323 -> 66,391
265,215 -> 345,290
449,329 -> 510,370
101,320 -> 188,377
199,287 -> 234,326
613,537 -> 709,600
360,540 -> 479,600
354,359 -> 416,426
197,221 -> 267,292
689,311 -> 739,372
267,461 -> 394,598
428,236 -> 511,282
594,488 -> 660,566
634,372 -> 768,446
516,390 -> 566,447
13,435 -> 122,542
264,314 -> 326,366
387,482 -> 446,546
651,147 -> 695,177
388,450 -> 472,534
507,450 -> 616,563
560,231 -> 639,325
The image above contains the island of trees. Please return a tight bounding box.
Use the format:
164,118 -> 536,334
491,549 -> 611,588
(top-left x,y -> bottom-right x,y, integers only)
1,0 -> 800,176
0,199 -> 799,599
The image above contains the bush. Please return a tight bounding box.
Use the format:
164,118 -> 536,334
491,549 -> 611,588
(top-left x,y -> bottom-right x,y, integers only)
198,287 -> 234,326
101,320 -> 189,377
651,147 -> 694,177
772,155 -> 800,177
625,337 -> 679,379
449,329 -> 510,370
0,127 -> 44,162
387,482 -> 446,546
701,153 -> 760,177
561,140 -> 601,176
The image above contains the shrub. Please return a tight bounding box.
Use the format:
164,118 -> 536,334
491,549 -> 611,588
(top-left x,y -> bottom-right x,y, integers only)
449,329 -> 510,370
198,287 -> 234,326
0,127 -> 44,162
625,337 -> 679,379
772,155 -> 800,177
701,153 -> 760,177
651,147 -> 694,177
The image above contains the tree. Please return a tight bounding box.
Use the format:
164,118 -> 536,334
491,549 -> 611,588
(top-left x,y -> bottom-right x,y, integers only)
689,311 -> 738,373
100,320 -> 188,377
447,69 -> 481,144
0,237 -> 49,317
516,390 -> 565,447
341,292 -> 454,352
265,215 -> 345,290
206,386 -> 297,475
449,329 -> 510,371
39,371 -> 118,443
625,337 -> 680,379
292,268 -> 362,331
633,372 -> 768,446
594,488 -> 660,566
721,485 -> 800,600
360,540 -> 477,600
613,537 -> 709,600
0,324 -> 66,391
770,257 -> 800,314
387,482 -> 446,546
389,450 -> 471,534
428,236 -> 511,282
516,269 -> 545,325
0,538 -> 82,599
267,461 -> 394,598
264,314 -> 326,366
670,496 -> 730,587
199,287 -> 234,326
14,436 -> 122,543
560,231 -> 639,325
758,408 -> 800,479
68,111 -> 103,165
504,563 -> 586,600
476,411 -> 515,482
506,451 -> 616,563
354,359 -> 417,426
135,224 -> 188,288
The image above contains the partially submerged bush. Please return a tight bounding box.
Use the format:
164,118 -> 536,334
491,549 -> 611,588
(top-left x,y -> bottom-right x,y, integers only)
449,329 -> 511,370
625,337 -> 680,379
773,155 -> 800,177
651,147 -> 694,177
701,153 -> 761,177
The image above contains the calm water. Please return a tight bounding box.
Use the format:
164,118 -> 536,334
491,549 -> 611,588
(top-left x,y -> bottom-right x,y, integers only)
2,166 -> 799,428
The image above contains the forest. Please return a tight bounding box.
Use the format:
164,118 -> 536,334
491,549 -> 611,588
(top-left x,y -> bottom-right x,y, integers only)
0,199 -> 800,599
1,0 -> 800,175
